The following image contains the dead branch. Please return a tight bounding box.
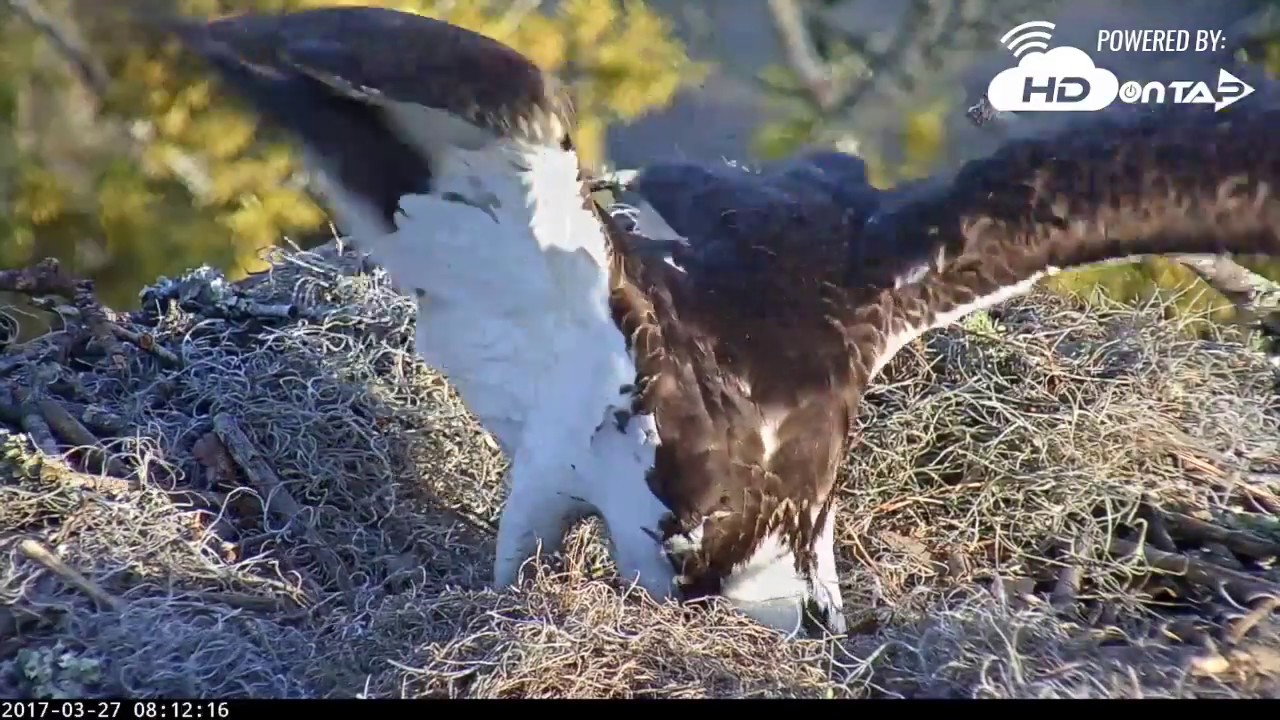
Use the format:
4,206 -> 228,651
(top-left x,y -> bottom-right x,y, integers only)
70,282 -> 128,370
211,413 -> 354,601
0,258 -> 78,297
3,0 -> 214,199
1226,596 -> 1280,645
1139,499 -> 1179,552
17,537 -> 125,611
766,0 -> 839,109
1161,510 -> 1280,562
4,385 -> 60,456
1051,563 -> 1082,609
1110,537 -> 1280,603
34,396 -> 131,478
187,590 -> 298,613
109,324 -> 182,368
0,258 -> 130,368
2,0 -> 109,96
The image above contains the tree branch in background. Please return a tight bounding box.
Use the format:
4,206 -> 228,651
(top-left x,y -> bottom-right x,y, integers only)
1174,255 -> 1280,336
765,0 -> 1052,146
3,0 -> 213,199
766,0 -> 840,109
3,0 -> 109,96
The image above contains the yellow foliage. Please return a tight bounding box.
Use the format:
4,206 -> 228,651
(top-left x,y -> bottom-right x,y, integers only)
0,0 -> 701,309
13,167 -> 68,225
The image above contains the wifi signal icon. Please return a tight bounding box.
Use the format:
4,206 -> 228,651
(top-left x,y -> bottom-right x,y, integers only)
1001,20 -> 1056,58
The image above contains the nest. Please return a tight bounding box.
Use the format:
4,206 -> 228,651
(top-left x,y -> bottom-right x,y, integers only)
0,245 -> 1277,698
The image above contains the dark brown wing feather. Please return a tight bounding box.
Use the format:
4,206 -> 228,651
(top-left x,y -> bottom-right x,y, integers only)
162,6 -> 574,232
605,95 -> 1280,598
843,98 -> 1280,385
605,178 -> 859,597
168,6 -> 572,144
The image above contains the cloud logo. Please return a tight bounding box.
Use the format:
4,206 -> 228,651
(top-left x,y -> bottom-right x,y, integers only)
987,46 -> 1119,112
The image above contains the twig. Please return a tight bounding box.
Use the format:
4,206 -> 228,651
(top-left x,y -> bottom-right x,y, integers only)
1165,447 -> 1280,515
1160,510 -> 1280,561
17,538 -> 125,611
0,258 -> 129,369
6,386 -> 59,456
1051,536 -> 1084,610
0,258 -> 77,297
1139,500 -> 1179,552
766,0 -> 839,109
34,397 -> 131,478
3,0 -> 215,200
8,392 -> 151,474
1226,596 -> 1280,645
69,279 -> 128,370
224,299 -> 302,321
211,413 -> 354,601
1051,564 -> 1082,610
109,323 -> 182,367
1109,537 -> 1280,602
187,590 -> 298,613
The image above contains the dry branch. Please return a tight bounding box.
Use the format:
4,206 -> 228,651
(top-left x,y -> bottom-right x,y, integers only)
2,0 -> 109,96
211,413 -> 354,601
109,324 -> 181,368
34,397 -> 131,478
1109,537 -> 1280,602
5,385 -> 60,456
1161,510 -> 1280,562
0,257 -> 129,368
0,258 -> 78,297
1226,596 -> 1280,645
17,538 -> 124,612
766,0 -> 839,109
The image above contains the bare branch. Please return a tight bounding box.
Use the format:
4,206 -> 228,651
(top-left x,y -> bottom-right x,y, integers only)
766,0 -> 838,109
3,0 -> 213,198
3,0 -> 110,97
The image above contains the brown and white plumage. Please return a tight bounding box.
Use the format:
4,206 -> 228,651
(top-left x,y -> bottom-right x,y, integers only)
168,6 -> 1280,639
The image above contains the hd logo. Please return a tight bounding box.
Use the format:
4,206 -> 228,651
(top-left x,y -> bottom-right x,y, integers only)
986,21 -> 1255,113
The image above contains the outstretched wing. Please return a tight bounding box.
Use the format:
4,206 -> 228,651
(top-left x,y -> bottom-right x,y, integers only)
844,98 -> 1280,383
614,152 -> 882,289
603,155 -> 874,619
162,5 -> 574,236
166,6 -> 604,461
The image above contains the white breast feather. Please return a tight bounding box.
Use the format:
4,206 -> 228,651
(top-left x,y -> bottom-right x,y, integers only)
305,119 -> 674,599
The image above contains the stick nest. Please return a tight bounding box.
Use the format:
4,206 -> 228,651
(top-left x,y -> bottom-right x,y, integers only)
1,246 -> 1278,699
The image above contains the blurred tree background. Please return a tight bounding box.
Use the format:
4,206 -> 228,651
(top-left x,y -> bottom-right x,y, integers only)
0,0 -> 704,311
4,0 -> 1280,334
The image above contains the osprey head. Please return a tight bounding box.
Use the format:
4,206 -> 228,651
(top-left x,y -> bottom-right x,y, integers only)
657,496 -> 847,639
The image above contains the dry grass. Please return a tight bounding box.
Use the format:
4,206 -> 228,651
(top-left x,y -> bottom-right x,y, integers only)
1,243 -> 1278,699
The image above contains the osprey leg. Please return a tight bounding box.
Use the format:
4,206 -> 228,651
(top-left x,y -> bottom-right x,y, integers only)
493,458 -> 589,588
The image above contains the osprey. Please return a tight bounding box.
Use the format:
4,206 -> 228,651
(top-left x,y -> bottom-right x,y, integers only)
168,6 -> 1280,639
